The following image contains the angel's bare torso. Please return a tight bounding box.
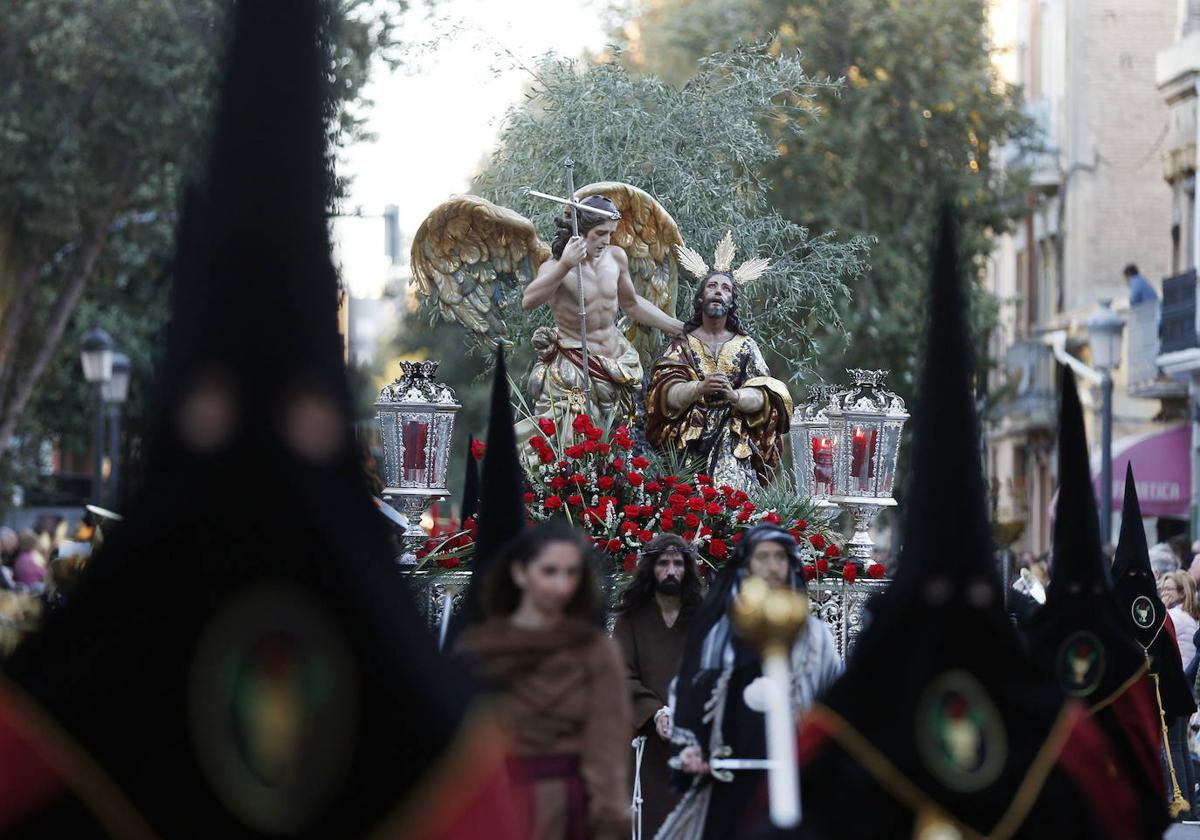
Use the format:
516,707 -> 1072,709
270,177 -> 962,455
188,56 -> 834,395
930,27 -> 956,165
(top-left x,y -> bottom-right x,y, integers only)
523,223 -> 682,359
543,249 -> 625,358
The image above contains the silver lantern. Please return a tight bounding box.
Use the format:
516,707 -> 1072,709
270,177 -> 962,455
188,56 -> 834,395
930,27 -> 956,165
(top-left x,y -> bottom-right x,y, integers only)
825,369 -> 908,565
375,360 -> 460,565
789,383 -> 840,517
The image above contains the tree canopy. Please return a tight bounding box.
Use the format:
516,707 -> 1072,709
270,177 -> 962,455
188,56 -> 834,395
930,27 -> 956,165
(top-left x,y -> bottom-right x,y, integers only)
0,0 -> 406,506
618,0 -> 1029,396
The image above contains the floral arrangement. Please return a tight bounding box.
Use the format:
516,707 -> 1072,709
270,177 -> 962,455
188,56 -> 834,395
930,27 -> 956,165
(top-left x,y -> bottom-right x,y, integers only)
419,414 -> 884,583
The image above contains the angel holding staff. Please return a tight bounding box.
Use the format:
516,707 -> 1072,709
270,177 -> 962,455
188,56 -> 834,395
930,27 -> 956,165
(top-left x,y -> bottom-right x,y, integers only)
411,182 -> 688,432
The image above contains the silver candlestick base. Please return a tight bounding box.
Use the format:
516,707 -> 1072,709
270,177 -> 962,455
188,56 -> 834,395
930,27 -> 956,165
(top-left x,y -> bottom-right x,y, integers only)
837,499 -> 895,566
382,490 -> 443,567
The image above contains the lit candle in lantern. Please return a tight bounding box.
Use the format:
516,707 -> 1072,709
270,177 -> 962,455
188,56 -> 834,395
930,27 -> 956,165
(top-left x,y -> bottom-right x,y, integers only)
402,420 -> 429,482
812,437 -> 834,494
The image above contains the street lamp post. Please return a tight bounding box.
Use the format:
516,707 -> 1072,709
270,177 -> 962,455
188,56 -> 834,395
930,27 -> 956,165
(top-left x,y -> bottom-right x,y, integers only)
80,329 -> 115,506
1085,299 -> 1125,544
101,352 -> 131,509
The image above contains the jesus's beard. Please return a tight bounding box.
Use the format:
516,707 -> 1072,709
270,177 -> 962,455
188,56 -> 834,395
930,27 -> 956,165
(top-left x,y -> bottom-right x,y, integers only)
704,300 -> 729,318
655,577 -> 682,596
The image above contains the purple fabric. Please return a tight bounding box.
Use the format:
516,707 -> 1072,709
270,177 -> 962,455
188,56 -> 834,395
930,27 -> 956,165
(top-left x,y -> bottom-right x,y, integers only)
506,753 -> 587,840
1091,424 -> 1190,519
12,554 -> 43,586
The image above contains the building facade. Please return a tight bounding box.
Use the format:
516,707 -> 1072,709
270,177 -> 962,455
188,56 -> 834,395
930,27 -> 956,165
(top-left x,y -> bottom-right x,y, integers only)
986,0 -> 1180,554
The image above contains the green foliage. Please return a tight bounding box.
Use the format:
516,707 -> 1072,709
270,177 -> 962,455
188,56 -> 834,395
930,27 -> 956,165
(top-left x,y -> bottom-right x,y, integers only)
619,0 -> 1028,397
471,46 -> 871,381
0,0 -> 408,507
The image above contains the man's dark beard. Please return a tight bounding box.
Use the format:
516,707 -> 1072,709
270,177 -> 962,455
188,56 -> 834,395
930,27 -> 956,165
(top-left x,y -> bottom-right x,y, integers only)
656,576 -> 682,596
704,300 -> 728,318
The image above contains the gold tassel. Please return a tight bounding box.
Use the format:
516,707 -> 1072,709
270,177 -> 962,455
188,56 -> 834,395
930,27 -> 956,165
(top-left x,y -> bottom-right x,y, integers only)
913,807 -> 963,840
1151,672 -> 1192,818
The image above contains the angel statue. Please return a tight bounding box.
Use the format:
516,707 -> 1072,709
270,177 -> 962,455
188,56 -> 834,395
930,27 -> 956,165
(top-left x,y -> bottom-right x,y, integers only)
410,183 -> 686,433
645,232 -> 793,493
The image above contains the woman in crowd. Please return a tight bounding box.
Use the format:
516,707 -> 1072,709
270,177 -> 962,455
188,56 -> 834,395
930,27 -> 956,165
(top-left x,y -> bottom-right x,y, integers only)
452,521 -> 631,840
1160,570 -> 1200,668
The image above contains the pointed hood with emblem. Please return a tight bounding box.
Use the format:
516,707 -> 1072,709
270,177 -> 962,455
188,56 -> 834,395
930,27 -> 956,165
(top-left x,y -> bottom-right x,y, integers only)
795,209 -> 1141,839
1018,372 -> 1165,835
1112,464 -> 1195,720
0,3 -> 520,837
1021,370 -> 1150,706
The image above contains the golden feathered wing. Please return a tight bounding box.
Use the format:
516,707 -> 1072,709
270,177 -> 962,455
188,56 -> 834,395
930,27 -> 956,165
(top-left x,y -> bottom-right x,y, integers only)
574,182 -> 683,359
410,195 -> 551,345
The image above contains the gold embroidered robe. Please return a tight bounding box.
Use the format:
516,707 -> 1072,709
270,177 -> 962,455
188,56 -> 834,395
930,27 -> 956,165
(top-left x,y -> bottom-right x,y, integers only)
645,334 -> 791,492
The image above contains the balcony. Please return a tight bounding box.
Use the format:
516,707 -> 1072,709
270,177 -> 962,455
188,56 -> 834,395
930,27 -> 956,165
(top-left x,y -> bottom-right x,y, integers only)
990,339 -> 1056,437
1156,270 -> 1200,380
1127,298 -> 1188,399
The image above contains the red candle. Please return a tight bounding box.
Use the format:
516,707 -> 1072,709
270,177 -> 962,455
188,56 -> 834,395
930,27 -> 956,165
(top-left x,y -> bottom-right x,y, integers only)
402,420 -> 429,482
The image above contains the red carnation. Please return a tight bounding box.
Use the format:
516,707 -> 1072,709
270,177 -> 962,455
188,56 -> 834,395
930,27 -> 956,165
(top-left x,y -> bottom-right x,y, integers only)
627,472 -> 644,487
646,482 -> 662,494
570,474 -> 588,485
736,510 -> 752,523
523,492 -> 535,503
868,563 -> 886,579
549,476 -> 567,490
803,565 -> 816,581
701,486 -> 718,501
623,554 -> 637,574
816,558 -> 829,573
720,485 -> 735,496
842,564 -> 858,583
687,498 -> 705,512
567,494 -> 584,507
685,513 -> 701,529
607,538 -> 622,552
809,533 -> 826,550
663,475 -> 679,487
438,556 -> 462,569
612,458 -> 625,471
624,504 -> 641,518
597,443 -> 612,455
582,440 -> 597,454
732,532 -> 743,544
537,417 -> 556,436
764,512 -> 782,525
538,449 -> 555,464
697,474 -> 713,486
639,505 -> 654,517
671,501 -> 687,516
585,426 -> 603,442
825,544 -> 841,559
660,512 -> 675,530
529,435 -> 548,451
709,539 -> 728,559
705,502 -> 723,516
573,414 -> 594,434
471,439 -> 487,460
675,483 -> 693,495
741,501 -> 756,513
621,520 -> 640,534
639,530 -> 654,544
795,518 -> 808,532
699,526 -> 712,538
682,531 -> 695,542
565,444 -> 585,459
598,476 -> 615,491
545,495 -> 563,510
632,456 -> 651,469
599,495 -> 618,511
